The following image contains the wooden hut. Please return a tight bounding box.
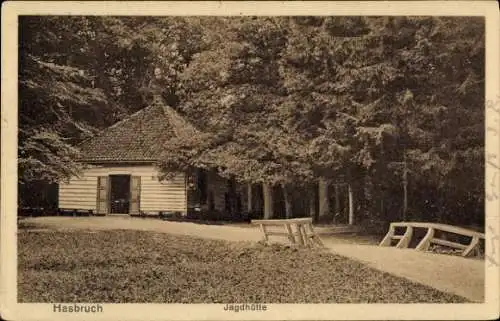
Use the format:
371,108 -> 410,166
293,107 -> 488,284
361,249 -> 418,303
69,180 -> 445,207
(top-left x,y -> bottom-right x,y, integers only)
57,100 -> 247,218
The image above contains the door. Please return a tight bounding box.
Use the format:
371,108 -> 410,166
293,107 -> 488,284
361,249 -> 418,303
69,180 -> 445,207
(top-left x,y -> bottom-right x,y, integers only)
109,175 -> 131,214
130,176 -> 141,215
96,176 -> 109,214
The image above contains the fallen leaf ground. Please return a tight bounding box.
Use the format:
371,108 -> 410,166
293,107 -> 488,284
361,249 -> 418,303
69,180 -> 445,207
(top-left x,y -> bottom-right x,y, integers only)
18,229 -> 468,303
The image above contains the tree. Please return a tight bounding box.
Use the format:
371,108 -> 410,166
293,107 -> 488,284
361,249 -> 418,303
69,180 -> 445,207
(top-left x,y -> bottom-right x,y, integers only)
19,17 -> 107,183
19,16 -> 206,185
278,16 -> 484,226
20,16 -> 484,226
159,16 -> 485,226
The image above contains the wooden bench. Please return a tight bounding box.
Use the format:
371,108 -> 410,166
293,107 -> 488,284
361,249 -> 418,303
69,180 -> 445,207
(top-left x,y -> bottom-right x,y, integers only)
251,218 -> 324,248
58,209 -> 94,216
379,221 -> 485,257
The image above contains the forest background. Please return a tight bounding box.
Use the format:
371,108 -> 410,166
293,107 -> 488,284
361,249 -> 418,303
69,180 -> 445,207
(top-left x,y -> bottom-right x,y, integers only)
18,16 -> 485,228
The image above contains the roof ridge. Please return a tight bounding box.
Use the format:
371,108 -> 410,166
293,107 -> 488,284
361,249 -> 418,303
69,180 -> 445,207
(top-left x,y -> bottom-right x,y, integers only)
77,100 -> 202,163
160,104 -> 199,139
77,105 -> 157,150
106,105 -> 156,130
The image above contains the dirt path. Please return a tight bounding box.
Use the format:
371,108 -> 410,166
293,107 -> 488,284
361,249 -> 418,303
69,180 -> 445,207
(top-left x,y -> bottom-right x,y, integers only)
21,216 -> 484,302
320,241 -> 484,303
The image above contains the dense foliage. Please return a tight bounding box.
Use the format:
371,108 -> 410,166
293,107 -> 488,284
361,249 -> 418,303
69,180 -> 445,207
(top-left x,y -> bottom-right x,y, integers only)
18,16 -> 204,183
19,16 -> 484,226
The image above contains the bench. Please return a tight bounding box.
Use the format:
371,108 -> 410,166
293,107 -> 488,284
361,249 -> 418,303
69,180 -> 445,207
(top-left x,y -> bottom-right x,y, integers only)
251,218 -> 324,248
379,221 -> 485,257
58,209 -> 94,216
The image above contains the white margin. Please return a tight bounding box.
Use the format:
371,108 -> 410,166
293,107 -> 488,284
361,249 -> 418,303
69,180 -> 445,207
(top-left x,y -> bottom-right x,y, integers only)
1,1 -> 499,320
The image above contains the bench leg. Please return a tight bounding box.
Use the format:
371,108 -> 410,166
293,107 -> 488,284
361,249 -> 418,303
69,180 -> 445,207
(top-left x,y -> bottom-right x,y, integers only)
379,224 -> 395,246
416,227 -> 434,252
462,236 -> 480,257
308,222 -> 325,248
294,224 -> 305,247
259,224 -> 269,243
285,223 -> 296,245
396,226 -> 413,248
299,224 -> 309,246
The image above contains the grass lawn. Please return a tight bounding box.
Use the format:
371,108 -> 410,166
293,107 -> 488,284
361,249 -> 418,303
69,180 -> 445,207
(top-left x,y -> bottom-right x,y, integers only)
18,227 -> 468,303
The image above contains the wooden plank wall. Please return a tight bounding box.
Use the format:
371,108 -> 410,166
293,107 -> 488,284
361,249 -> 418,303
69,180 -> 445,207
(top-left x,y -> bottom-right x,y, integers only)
58,164 -> 187,214
59,175 -> 98,211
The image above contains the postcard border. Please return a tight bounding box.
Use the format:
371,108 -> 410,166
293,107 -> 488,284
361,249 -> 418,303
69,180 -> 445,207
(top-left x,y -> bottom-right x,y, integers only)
1,1 -> 499,320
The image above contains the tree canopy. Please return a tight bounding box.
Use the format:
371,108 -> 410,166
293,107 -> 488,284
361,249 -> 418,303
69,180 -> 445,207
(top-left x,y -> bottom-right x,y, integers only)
19,16 -> 485,225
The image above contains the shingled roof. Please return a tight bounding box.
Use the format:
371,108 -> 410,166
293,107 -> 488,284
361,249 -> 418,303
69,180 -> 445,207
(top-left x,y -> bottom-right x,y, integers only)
79,100 -> 198,163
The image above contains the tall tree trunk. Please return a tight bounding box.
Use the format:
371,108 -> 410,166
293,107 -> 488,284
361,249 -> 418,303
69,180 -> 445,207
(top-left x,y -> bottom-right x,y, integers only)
247,183 -> 253,214
380,198 -> 384,219
344,190 -> 349,220
263,183 -> 274,219
318,177 -> 330,222
282,183 -> 293,219
309,185 -> 317,221
402,152 -> 408,221
227,177 -> 238,217
348,183 -> 354,225
334,184 -> 340,224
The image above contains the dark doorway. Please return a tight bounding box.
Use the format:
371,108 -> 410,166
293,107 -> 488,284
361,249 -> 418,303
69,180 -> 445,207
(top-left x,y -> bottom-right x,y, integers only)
109,175 -> 131,214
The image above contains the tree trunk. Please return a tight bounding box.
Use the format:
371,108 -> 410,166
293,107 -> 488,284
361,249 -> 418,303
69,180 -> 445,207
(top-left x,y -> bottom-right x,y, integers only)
282,183 -> 293,219
380,198 -> 384,219
318,177 -> 330,222
334,184 -> 340,223
344,190 -> 349,220
226,178 -> 238,217
263,183 -> 274,219
309,185 -> 317,221
402,152 -> 408,221
247,183 -> 253,214
348,183 -> 354,225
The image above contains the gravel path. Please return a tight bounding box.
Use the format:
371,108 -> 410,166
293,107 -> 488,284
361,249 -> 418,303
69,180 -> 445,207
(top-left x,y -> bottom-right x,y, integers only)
21,216 -> 485,302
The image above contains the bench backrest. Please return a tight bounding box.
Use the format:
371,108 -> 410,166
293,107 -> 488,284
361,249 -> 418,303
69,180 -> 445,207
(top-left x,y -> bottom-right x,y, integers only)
391,221 -> 485,239
251,217 -> 313,226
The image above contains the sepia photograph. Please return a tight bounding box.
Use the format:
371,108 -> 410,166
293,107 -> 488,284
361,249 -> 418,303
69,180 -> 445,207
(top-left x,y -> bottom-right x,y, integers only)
1,1 -> 499,320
